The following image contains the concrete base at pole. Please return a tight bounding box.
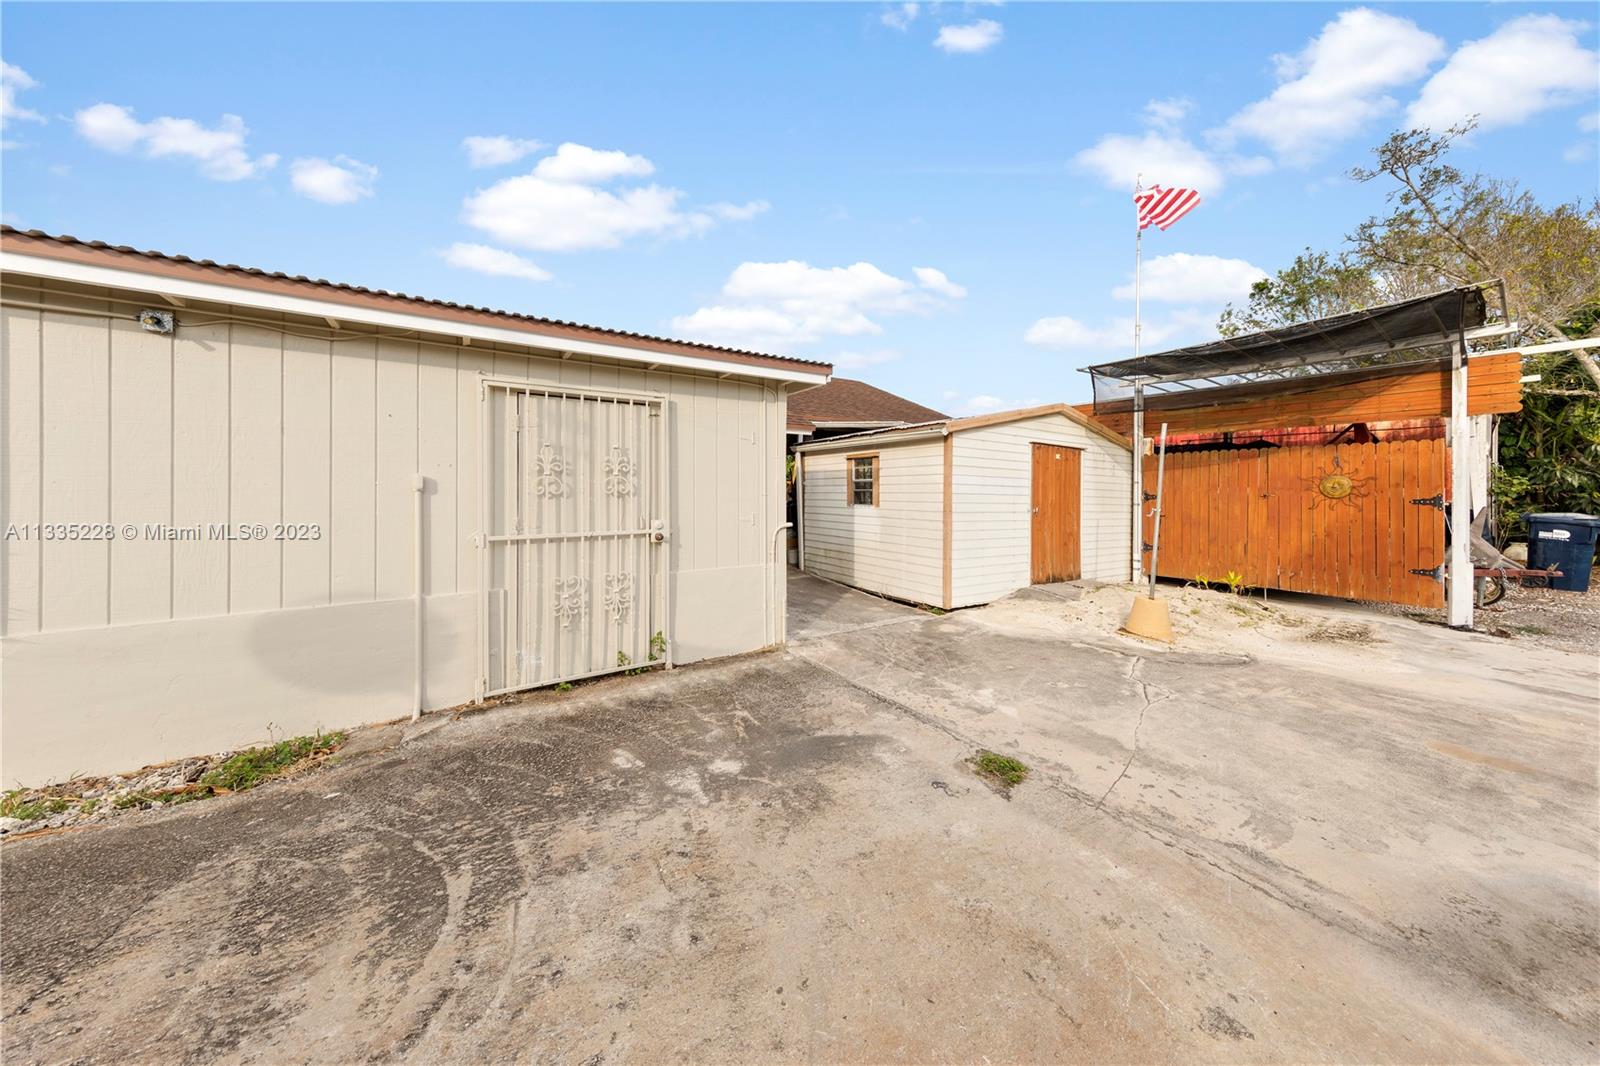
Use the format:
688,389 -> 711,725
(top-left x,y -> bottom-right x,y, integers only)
1121,595 -> 1173,643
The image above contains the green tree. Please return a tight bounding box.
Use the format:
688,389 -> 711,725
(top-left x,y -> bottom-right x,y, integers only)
1214,122 -> 1600,525
1217,249 -> 1378,336
1348,121 -> 1600,387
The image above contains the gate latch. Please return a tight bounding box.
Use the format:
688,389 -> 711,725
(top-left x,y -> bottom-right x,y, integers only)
1410,494 -> 1445,510
649,519 -> 667,543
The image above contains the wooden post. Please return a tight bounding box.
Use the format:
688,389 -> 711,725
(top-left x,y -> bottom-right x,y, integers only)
1131,382 -> 1145,583
1447,335 -> 1473,628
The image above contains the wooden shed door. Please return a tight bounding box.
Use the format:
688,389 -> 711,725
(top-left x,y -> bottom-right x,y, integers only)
1031,444 -> 1081,583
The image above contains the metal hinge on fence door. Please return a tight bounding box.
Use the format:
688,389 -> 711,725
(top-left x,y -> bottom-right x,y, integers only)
1410,493 -> 1444,510
1409,562 -> 1445,581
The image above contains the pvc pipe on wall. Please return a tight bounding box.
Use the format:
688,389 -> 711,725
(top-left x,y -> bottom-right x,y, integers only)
770,522 -> 793,647
413,473 -> 426,721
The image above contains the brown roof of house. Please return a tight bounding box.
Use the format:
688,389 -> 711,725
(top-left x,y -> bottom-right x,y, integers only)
786,377 -> 947,432
0,226 -> 831,377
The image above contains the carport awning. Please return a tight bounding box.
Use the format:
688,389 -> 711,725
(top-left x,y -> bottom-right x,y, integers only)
1085,285 -> 1492,405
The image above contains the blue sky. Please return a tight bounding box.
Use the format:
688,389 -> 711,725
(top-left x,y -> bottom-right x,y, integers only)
3,2 -> 1596,410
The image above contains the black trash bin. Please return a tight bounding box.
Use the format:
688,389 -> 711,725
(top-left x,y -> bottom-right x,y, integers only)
1523,512 -> 1600,592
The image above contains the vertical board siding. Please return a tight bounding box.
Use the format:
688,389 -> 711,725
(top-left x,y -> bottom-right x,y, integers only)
375,339 -> 420,601
951,415 -> 1132,606
330,336 -> 378,604
418,343 -> 458,595
2,296 -> 43,635
171,321 -> 231,618
108,318 -> 174,624
282,333 -> 333,608
801,439 -> 945,605
229,323 -> 283,613
40,300 -> 111,631
1141,440 -> 1447,608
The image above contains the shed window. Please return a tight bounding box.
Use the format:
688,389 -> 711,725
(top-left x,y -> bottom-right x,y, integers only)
849,455 -> 878,506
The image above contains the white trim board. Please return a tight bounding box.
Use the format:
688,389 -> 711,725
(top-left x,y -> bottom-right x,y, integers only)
1,250 -> 830,387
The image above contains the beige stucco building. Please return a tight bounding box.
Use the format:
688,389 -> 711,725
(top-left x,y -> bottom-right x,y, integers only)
0,228 -> 828,785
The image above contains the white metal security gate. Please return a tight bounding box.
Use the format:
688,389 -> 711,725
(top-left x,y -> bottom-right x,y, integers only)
478,380 -> 669,698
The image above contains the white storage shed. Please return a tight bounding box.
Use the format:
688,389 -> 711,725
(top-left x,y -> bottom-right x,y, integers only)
795,405 -> 1133,608
0,228 -> 829,785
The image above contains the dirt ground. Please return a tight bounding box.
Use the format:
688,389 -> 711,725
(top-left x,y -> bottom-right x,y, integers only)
1469,569 -> 1600,655
2,573 -> 1596,1064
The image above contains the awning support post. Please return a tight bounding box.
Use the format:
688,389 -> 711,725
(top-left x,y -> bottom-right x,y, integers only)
1447,331 -> 1473,629
1131,381 -> 1145,584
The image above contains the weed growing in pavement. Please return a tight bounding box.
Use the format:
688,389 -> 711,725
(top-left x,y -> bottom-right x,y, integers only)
0,791 -> 69,822
201,731 -> 347,792
970,750 -> 1030,791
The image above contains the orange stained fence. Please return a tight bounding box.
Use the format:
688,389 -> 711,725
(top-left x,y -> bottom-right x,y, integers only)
1141,439 -> 1448,608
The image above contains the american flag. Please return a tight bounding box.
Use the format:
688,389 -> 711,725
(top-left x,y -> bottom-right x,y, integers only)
1134,185 -> 1201,231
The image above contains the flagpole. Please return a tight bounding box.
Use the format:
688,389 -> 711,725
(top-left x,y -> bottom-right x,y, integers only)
1130,175 -> 1145,585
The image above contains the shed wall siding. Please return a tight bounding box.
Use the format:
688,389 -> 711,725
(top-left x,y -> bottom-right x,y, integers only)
950,415 -> 1131,606
0,278 -> 789,783
801,440 -> 944,605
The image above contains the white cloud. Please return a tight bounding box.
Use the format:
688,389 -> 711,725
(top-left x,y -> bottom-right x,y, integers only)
2,61 -> 43,129
708,199 -> 771,221
1581,112 -> 1600,133
1075,129 -> 1226,192
464,175 -> 705,251
1217,8 -> 1445,164
533,142 -> 654,184
1025,309 -> 1217,352
1025,315 -> 1128,350
1407,15 -> 1599,133
935,19 -> 1003,54
957,394 -> 1007,414
290,155 -> 377,204
1111,253 -> 1267,304
74,104 -> 278,180
913,266 -> 967,299
1143,97 -> 1193,131
671,260 -> 959,350
462,143 -> 757,252
881,2 -> 919,31
462,135 -> 544,168
829,349 -> 903,370
75,102 -> 145,151
442,242 -> 551,282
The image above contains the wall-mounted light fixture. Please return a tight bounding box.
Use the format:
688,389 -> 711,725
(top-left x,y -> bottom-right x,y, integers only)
137,309 -> 175,334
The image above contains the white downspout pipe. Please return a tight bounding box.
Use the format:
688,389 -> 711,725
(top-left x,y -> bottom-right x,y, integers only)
412,473 -> 426,720
770,522 -> 793,647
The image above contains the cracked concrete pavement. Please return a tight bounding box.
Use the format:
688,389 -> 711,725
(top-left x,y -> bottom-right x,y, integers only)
2,571 -> 1596,1063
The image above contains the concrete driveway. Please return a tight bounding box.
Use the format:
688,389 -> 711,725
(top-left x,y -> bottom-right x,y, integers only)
3,576 -> 1596,1063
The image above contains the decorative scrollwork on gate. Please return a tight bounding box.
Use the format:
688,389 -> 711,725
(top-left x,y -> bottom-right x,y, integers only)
532,442 -> 567,498
602,572 -> 635,624
603,445 -> 635,498
552,576 -> 587,629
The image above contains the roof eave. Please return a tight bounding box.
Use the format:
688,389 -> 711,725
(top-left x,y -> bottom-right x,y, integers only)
0,234 -> 831,385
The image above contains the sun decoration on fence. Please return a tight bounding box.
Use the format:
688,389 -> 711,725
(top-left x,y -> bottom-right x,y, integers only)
1304,455 -> 1373,511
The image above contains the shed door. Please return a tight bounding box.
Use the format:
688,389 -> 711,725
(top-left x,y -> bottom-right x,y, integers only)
1031,444 -> 1081,583
479,381 -> 667,698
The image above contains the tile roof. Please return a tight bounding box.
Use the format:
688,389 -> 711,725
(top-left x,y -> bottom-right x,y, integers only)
786,377 -> 947,432
0,226 -> 831,376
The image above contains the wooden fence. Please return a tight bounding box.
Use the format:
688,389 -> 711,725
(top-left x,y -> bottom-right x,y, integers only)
1141,439 -> 1448,608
